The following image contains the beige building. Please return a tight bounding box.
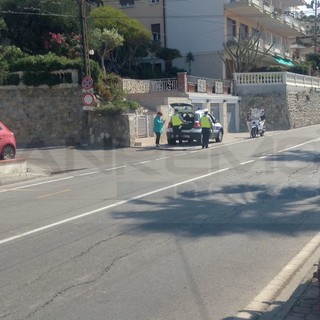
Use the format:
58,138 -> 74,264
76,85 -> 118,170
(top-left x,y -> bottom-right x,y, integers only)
102,0 -> 307,79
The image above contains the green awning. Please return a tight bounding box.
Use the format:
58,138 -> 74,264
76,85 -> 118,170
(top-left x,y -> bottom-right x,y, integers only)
273,56 -> 295,67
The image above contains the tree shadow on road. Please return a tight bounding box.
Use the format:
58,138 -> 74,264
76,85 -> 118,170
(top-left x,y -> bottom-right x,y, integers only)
110,180 -> 320,319
111,183 -> 320,238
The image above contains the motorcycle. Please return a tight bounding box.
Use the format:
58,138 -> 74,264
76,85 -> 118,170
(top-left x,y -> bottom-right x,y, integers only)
251,117 -> 265,138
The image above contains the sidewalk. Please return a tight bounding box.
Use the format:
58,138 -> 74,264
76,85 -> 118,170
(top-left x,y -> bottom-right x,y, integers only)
282,267 -> 320,320
134,131 -> 252,148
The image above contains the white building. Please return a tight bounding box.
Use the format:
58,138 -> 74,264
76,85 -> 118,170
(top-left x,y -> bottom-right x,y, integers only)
103,0 -> 307,79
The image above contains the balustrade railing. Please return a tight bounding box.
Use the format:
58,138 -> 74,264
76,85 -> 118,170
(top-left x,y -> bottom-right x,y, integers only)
122,78 -> 177,94
186,75 -> 232,94
234,72 -> 320,88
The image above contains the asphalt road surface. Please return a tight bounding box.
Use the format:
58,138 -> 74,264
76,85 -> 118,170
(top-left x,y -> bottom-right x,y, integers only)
1,126 -> 320,320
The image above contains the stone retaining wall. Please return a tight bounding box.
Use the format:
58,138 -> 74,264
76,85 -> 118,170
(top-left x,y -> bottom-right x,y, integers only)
236,88 -> 320,132
0,85 -> 82,147
2,77 -> 320,148
0,85 -> 137,148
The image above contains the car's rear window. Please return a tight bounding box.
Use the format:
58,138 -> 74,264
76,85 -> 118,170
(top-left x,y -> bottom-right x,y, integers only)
194,114 -> 201,121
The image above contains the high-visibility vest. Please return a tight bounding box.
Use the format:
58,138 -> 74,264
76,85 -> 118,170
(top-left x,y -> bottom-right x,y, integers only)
200,115 -> 211,128
172,114 -> 183,126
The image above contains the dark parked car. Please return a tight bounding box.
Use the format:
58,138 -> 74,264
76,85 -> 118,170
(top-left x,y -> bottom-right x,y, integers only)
166,103 -> 223,145
0,121 -> 16,160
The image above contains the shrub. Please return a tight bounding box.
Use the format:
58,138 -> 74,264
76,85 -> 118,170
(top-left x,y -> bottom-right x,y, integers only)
22,71 -> 73,86
9,53 -> 80,72
0,61 -> 9,85
3,73 -> 20,86
94,99 -> 141,116
1,46 -> 28,64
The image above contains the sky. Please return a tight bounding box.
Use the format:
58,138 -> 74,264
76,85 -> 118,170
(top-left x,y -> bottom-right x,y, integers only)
298,0 -> 313,15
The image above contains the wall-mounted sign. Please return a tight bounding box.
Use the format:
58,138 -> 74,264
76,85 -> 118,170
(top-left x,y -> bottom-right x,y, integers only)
81,76 -> 94,90
82,92 -> 95,106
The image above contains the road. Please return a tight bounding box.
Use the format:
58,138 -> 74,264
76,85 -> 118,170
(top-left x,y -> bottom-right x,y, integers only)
1,126 -> 320,320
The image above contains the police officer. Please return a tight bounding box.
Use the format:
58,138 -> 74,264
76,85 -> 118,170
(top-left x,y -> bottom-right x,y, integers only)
171,109 -> 185,144
200,109 -> 213,149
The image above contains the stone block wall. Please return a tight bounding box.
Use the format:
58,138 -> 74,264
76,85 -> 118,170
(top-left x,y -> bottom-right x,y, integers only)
287,91 -> 320,128
90,113 -> 136,148
0,85 -> 138,148
0,85 -> 83,147
238,92 -> 289,132
237,88 -> 320,132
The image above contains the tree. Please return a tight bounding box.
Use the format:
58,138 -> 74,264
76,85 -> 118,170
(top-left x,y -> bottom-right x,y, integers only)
90,28 -> 124,73
305,0 -> 320,52
95,72 -> 141,115
90,6 -> 151,74
296,3 -> 320,52
156,47 -> 181,73
185,52 -> 194,74
222,31 -> 274,73
0,0 -> 79,54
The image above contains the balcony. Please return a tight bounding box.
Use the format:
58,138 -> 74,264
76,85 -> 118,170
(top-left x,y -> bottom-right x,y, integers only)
224,0 -> 306,36
234,72 -> 320,89
122,73 -> 234,95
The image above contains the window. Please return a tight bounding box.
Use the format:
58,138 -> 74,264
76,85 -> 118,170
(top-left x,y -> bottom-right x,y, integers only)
120,0 -> 134,7
239,24 -> 248,38
151,0 -> 160,3
151,23 -> 161,41
227,18 -> 237,40
274,35 -> 282,52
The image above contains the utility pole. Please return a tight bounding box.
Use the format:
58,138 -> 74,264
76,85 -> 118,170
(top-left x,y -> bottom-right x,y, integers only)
314,1 -> 318,52
77,0 -> 92,145
77,0 -> 91,77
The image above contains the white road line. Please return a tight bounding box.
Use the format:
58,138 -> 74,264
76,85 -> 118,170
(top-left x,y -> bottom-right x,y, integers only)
132,160 -> 151,165
278,138 -> 320,153
235,232 -> 320,319
173,153 -> 187,157
0,176 -> 74,193
240,160 -> 255,165
0,167 -> 229,245
77,171 -> 98,176
104,165 -> 126,171
155,157 -> 170,160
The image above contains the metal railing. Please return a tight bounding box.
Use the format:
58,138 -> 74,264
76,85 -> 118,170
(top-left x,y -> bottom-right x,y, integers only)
122,78 -> 178,94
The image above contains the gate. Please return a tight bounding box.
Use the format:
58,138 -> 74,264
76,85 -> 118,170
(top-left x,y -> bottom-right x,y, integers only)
136,114 -> 154,138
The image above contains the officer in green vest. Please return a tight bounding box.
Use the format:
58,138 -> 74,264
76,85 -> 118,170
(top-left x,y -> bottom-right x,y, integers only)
171,109 -> 185,144
200,109 -> 213,149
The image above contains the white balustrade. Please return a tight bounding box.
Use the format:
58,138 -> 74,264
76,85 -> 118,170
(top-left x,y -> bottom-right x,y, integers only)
234,72 -> 320,88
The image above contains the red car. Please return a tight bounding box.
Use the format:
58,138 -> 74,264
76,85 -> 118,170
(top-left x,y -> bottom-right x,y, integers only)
0,121 -> 16,160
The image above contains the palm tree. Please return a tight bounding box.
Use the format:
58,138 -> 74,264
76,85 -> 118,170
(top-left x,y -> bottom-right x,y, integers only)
186,52 -> 194,74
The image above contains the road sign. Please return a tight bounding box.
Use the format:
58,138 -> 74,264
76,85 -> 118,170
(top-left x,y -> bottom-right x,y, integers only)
81,76 -> 94,90
83,106 -> 95,111
82,92 -> 95,106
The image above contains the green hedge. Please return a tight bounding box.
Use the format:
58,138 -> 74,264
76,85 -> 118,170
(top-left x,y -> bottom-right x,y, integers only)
22,71 -> 73,86
2,52 -> 101,86
3,73 -> 20,86
9,53 -> 80,72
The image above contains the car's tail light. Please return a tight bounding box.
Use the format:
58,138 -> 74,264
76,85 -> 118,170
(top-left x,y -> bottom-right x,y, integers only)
193,121 -> 201,128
